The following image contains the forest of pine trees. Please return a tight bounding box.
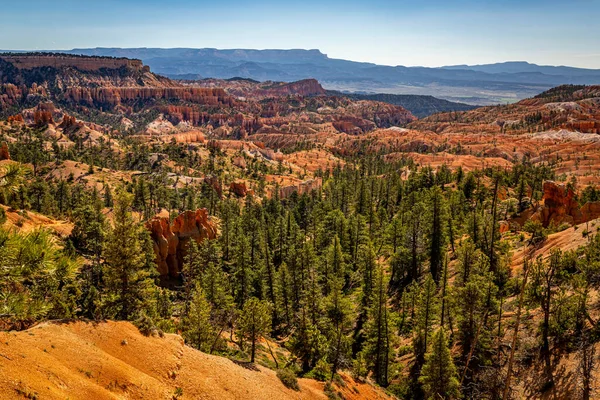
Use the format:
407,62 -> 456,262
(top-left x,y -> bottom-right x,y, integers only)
2,123 -> 600,399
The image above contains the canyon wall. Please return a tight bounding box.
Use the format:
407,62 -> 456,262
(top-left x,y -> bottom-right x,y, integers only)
65,87 -> 233,108
0,55 -> 145,72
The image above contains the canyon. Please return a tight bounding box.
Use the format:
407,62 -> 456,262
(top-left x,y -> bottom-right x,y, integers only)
2,52 -> 600,400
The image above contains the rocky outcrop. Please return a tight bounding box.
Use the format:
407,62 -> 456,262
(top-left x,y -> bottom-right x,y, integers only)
258,79 -> 326,97
204,175 -> 223,198
0,54 -> 144,72
0,143 -> 10,160
280,177 -> 322,199
565,120 -> 600,134
257,148 -> 284,162
230,182 -> 248,197
155,131 -> 206,143
531,181 -> 600,227
65,87 -> 232,109
581,202 -> 600,223
146,209 -> 217,277
333,116 -> 377,134
531,181 -> 580,227
1,83 -> 47,110
499,221 -> 510,233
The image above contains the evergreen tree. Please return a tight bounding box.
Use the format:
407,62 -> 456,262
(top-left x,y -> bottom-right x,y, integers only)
405,200 -> 425,283
181,288 -> 214,352
101,189 -> 157,320
0,228 -> 80,329
419,328 -> 460,400
413,274 -> 439,366
362,263 -> 395,387
325,275 -> 353,380
427,186 -> 447,283
237,297 -> 272,363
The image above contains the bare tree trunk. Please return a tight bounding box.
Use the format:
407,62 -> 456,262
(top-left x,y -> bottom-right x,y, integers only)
265,337 -> 279,369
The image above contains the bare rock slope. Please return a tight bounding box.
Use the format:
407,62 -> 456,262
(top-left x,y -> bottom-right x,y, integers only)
0,321 -> 326,400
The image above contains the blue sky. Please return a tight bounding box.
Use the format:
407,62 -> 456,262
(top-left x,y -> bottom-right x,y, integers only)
2,0 -> 600,68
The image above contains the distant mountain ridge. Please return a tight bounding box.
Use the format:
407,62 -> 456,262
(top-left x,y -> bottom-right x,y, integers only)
441,61 -> 600,77
3,48 -> 600,105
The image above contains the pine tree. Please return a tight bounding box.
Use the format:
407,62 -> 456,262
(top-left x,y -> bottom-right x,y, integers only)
103,183 -> 113,208
181,239 -> 203,309
353,241 -> 377,355
325,275 -> 353,380
237,297 -> 272,363
324,235 -> 345,294
528,251 -> 563,387
102,189 -> 157,321
70,190 -> 106,264
413,274 -> 439,365
405,200 -> 424,283
419,328 -> 460,400
0,228 -> 80,329
181,288 -> 214,352
362,263 -> 394,387
290,294 -> 327,373
427,186 -> 447,283
233,231 -> 253,306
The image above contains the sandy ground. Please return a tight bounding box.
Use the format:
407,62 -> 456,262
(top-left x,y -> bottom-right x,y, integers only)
2,205 -> 73,237
512,218 -> 600,269
0,321 -> 392,400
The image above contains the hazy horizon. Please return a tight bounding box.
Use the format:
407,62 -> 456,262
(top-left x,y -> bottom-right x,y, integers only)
2,0 -> 599,69
3,47 -> 599,70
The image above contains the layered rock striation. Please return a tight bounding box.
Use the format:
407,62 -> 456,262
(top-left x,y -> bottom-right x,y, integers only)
0,54 -> 145,72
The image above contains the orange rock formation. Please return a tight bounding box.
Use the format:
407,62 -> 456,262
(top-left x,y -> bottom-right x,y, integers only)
146,209 -> 217,277
531,181 -> 600,227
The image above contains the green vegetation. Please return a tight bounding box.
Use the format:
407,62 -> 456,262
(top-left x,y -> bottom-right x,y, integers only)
2,114 -> 600,400
277,368 -> 300,391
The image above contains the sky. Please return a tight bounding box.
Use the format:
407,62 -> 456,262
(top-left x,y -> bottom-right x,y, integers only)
2,0 -> 600,68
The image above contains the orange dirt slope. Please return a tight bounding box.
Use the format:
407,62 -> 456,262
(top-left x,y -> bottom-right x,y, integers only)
0,321 -> 326,399
0,321 -> 393,400
512,217 -> 600,269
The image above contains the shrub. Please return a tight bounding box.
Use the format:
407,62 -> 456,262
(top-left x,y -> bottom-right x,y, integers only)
306,358 -> 331,381
135,312 -> 157,336
277,369 -> 300,391
352,352 -> 368,380
387,379 -> 411,399
524,220 -> 547,244
324,382 -> 342,400
172,387 -> 183,400
333,373 -> 345,388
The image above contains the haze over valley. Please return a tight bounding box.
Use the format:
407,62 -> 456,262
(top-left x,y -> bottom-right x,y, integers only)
6,47 -> 600,105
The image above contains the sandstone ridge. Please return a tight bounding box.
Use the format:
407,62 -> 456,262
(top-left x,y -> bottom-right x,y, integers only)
0,54 -> 145,72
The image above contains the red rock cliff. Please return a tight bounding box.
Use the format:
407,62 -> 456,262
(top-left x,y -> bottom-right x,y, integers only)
146,209 -> 217,277
65,87 -> 233,108
531,181 -> 600,227
0,55 -> 144,72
